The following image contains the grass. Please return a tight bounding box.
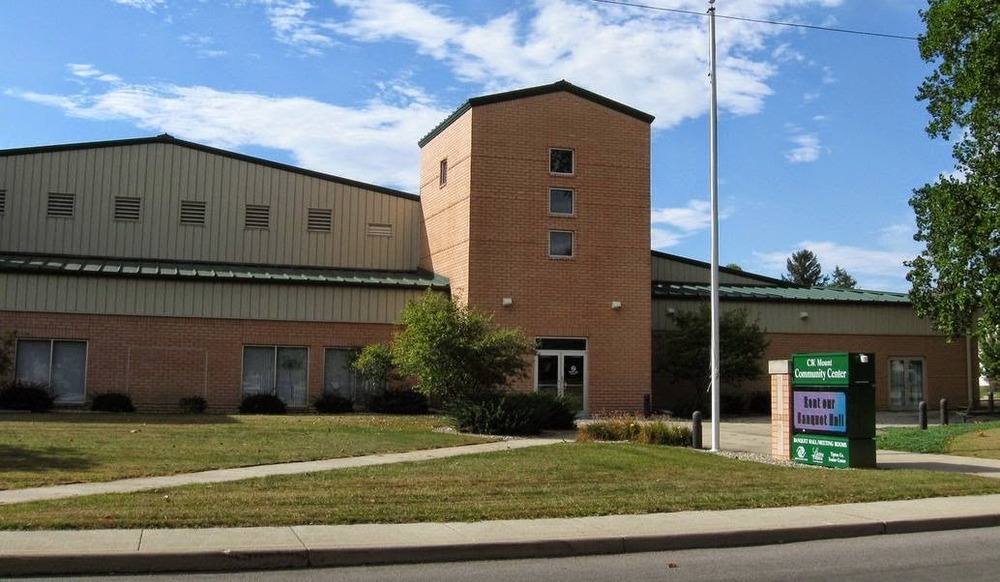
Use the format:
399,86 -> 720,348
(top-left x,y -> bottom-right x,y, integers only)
3,413 -> 1000,530
0,412 -> 488,489
877,421 -> 1000,457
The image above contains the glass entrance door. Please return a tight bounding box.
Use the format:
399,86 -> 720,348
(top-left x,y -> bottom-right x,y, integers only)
889,358 -> 924,411
535,349 -> 586,414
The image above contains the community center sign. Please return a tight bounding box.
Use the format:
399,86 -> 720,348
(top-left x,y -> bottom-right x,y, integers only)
791,352 -> 876,469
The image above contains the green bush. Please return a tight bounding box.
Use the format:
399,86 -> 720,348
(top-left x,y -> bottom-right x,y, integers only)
367,388 -> 429,415
239,393 -> 287,414
578,414 -> 692,446
179,395 -> 207,413
314,392 -> 354,414
721,393 -> 745,415
90,392 -> 135,413
0,380 -> 54,412
449,391 -> 577,436
747,391 -> 770,414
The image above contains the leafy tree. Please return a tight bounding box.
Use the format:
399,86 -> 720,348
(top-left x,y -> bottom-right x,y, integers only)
657,305 -> 770,414
390,291 -> 534,406
783,249 -> 828,286
907,0 -> 1000,340
829,265 -> 858,289
981,332 -> 1000,391
352,343 -> 393,391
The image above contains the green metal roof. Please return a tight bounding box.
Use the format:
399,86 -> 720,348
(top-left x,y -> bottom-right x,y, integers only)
653,282 -> 910,304
0,254 -> 449,290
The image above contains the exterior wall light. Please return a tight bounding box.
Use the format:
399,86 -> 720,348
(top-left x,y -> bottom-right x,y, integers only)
611,301 -> 623,310
799,311 -> 809,320
502,297 -> 513,306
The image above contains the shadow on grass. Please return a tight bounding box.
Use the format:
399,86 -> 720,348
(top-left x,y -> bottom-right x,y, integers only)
0,445 -> 94,472
0,412 -> 240,425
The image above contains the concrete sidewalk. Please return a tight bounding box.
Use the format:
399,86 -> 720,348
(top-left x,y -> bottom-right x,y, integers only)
3,419 -> 1000,576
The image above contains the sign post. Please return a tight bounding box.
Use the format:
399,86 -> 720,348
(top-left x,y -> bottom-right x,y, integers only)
790,352 -> 876,468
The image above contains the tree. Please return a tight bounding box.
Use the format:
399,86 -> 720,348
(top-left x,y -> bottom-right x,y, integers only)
656,305 -> 770,414
829,265 -> 858,289
390,291 -> 534,405
783,249 -> 828,286
907,0 -> 1000,341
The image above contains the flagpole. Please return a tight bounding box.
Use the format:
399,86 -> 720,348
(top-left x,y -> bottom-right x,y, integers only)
708,0 -> 721,452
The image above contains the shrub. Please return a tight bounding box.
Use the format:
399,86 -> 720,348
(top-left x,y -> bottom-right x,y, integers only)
239,393 -> 287,414
577,414 -> 692,446
90,392 -> 135,413
747,391 -> 770,414
449,391 -> 576,436
721,393 -> 745,415
0,380 -> 54,412
368,388 -> 429,415
179,395 -> 207,413
314,392 -> 354,414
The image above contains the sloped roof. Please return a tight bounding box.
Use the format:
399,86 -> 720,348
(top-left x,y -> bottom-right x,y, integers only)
653,282 -> 910,304
418,80 -> 656,147
0,253 -> 449,290
0,134 -> 418,201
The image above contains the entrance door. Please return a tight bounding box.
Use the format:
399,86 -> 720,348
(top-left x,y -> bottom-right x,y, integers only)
535,338 -> 587,413
889,358 -> 924,411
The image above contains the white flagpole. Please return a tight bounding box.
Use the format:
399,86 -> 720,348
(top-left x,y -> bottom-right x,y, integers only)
708,0 -> 722,451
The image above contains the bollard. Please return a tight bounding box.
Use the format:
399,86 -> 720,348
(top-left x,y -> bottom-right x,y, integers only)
940,398 -> 948,425
919,400 -> 927,430
692,411 -> 703,449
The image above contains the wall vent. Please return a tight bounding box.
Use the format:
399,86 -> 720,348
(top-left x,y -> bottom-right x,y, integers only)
0,189 -> 6,215
244,204 -> 270,229
367,223 -> 393,237
180,200 -> 206,225
47,192 -> 75,218
114,196 -> 141,221
307,208 -> 332,232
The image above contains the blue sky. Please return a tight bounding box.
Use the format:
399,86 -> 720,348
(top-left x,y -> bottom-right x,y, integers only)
0,0 -> 950,291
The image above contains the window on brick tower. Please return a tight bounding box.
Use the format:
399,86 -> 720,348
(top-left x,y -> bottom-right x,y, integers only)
439,158 -> 448,187
549,148 -> 574,175
549,230 -> 574,257
549,188 -> 574,215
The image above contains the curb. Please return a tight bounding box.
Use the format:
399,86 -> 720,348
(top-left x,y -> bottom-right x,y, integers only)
3,514 -> 999,576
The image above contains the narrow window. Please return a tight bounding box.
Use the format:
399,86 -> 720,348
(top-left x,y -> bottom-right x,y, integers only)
15,339 -> 88,403
242,346 -> 308,406
549,230 -> 574,258
114,196 -> 141,221
439,159 -> 448,187
549,148 -> 574,175
47,192 -> 75,218
367,223 -> 393,237
324,348 -> 360,398
244,204 -> 270,230
180,200 -> 206,226
307,208 -> 332,232
549,188 -> 574,215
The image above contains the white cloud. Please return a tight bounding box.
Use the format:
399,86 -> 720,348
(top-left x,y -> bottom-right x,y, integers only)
260,0 -> 338,55
650,199 -> 734,249
68,64 -> 122,84
784,128 -> 822,163
112,0 -> 164,11
753,227 -> 920,291
15,72 -> 448,191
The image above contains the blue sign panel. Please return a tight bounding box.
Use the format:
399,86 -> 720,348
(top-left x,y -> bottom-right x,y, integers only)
793,390 -> 847,433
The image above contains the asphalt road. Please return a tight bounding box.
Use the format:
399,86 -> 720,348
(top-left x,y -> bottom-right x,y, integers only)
16,526 -> 1000,581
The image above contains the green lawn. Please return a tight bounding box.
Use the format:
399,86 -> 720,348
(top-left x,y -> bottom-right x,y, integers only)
2,414 -> 1000,530
0,412 -> 488,489
877,421 -> 1000,458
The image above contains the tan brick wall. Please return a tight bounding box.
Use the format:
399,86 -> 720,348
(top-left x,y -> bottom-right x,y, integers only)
420,90 -> 652,414
0,310 -> 396,412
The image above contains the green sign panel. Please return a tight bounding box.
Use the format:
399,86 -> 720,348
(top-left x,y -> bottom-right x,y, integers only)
792,352 -> 851,386
791,434 -> 851,468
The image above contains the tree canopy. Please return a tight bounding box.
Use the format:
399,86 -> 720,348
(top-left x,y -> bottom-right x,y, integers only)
389,291 -> 534,405
783,249 -> 826,286
829,266 -> 858,289
907,0 -> 1000,339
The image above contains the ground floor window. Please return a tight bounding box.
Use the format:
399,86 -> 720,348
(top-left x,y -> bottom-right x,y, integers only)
242,346 -> 308,406
889,357 -> 925,411
15,339 -> 88,403
324,348 -> 360,399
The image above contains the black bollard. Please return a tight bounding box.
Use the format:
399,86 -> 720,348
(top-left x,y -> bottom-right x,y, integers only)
643,394 -> 652,418
919,400 -> 927,430
940,398 -> 948,425
692,411 -> 703,450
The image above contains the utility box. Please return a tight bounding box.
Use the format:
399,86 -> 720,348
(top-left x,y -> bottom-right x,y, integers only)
790,352 -> 876,468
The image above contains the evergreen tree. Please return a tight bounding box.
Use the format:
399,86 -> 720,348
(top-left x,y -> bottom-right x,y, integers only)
829,265 -> 858,289
783,249 -> 827,286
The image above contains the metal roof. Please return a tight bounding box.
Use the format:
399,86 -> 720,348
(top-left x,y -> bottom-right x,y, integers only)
652,282 -> 910,304
0,253 -> 449,290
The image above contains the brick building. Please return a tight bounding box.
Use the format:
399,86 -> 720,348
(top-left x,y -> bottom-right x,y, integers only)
0,81 -> 977,413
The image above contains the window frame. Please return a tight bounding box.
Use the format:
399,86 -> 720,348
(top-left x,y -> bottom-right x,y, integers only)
549,230 -> 575,258
14,339 -> 88,404
439,158 -> 448,187
549,148 -> 575,176
241,345 -> 309,406
548,187 -> 575,216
